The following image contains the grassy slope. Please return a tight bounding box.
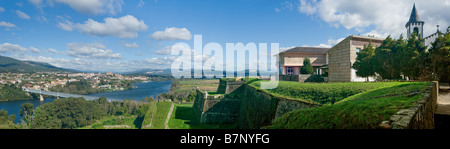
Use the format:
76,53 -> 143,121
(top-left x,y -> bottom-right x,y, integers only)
143,101 -> 172,129
82,115 -> 139,129
178,79 -> 219,91
247,80 -> 398,105
141,101 -> 157,127
168,104 -> 237,129
269,82 -> 431,129
84,101 -> 173,129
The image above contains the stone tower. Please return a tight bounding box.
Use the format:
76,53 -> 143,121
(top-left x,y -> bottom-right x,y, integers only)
406,3 -> 424,39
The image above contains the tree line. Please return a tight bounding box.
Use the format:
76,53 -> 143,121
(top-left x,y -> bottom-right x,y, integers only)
0,84 -> 33,102
353,27 -> 450,82
17,97 -> 151,129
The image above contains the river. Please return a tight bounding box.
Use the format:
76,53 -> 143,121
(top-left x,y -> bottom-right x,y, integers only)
0,81 -> 172,124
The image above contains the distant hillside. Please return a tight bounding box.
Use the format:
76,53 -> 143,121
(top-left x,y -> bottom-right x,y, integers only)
0,55 -> 69,73
123,68 -> 172,75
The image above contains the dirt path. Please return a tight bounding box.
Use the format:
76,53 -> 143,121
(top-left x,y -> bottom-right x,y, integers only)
437,83 -> 450,115
164,103 -> 174,129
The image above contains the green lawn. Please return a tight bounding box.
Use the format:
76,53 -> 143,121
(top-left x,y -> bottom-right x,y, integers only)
143,101 -> 173,129
248,80 -> 407,105
177,79 -> 219,91
141,101 -> 157,128
269,82 -> 431,129
168,104 -> 237,129
81,115 -> 143,129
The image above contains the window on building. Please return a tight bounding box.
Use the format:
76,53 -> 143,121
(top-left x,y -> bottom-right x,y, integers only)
287,67 -> 294,75
413,27 -> 419,36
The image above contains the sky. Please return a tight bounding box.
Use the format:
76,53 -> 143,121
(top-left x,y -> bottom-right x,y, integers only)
0,0 -> 449,73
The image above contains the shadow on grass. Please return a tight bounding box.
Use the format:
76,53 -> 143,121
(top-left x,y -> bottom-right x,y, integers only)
172,104 -> 238,129
133,115 -> 145,129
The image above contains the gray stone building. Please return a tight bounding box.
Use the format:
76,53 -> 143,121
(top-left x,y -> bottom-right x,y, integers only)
327,35 -> 384,82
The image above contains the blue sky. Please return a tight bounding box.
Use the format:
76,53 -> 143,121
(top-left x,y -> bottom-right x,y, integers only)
0,0 -> 449,72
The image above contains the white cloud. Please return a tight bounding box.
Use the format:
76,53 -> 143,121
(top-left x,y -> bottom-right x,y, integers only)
29,0 -> 43,5
36,15 -> 48,22
31,0 -> 124,15
0,22 -> 16,28
297,0 -> 450,38
303,38 -> 345,48
362,30 -> 390,39
0,43 -> 28,53
0,7 -> 5,12
124,42 -> 139,48
48,48 -> 58,53
151,27 -> 192,41
144,57 -> 176,65
154,46 -> 173,55
298,0 -> 318,15
66,43 -> 122,59
274,8 -> 281,13
13,55 -> 133,72
29,47 -> 41,53
16,10 -> 31,20
137,0 -> 145,8
275,1 -> 294,13
57,20 -> 74,31
58,15 -> 148,38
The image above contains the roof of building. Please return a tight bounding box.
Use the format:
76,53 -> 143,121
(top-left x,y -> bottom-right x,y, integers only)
349,35 -> 385,42
408,3 -> 422,23
279,47 -> 329,55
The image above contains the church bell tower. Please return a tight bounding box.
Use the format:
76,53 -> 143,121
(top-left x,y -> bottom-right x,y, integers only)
406,4 -> 424,39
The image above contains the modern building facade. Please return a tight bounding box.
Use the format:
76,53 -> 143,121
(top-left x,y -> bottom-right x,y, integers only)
277,47 -> 329,76
276,4 -> 441,83
327,35 -> 384,82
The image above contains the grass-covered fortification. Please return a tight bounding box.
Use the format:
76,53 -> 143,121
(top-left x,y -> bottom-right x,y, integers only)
254,81 -> 432,129
247,80 -> 398,105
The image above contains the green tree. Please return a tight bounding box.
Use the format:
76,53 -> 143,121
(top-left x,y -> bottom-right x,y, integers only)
300,57 -> 314,74
0,109 -> 18,129
353,41 -> 376,81
19,103 -> 34,128
400,33 -> 428,80
429,28 -> 450,82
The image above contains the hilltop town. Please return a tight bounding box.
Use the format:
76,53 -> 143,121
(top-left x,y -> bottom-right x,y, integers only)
0,71 -> 150,100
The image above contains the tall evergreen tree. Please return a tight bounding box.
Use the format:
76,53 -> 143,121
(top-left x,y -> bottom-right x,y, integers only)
400,33 -> 428,80
300,57 -> 314,74
429,29 -> 450,82
372,35 -> 405,80
352,41 -> 376,81
19,103 -> 34,128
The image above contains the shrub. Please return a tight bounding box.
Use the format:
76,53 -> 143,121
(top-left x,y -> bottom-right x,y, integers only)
304,75 -> 325,83
300,57 -> 314,74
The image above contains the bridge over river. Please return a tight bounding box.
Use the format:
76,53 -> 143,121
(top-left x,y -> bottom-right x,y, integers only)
24,88 -> 121,102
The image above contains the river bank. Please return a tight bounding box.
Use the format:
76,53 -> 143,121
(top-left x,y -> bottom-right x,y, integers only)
0,81 -> 172,124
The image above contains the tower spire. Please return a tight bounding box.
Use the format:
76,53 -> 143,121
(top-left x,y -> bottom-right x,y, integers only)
408,3 -> 421,23
405,3 -> 424,39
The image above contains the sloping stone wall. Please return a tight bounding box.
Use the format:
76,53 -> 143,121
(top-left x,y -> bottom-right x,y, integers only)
387,81 -> 438,129
280,74 -> 313,82
217,79 -> 245,94
193,89 -> 207,121
238,84 -> 320,129
193,90 -> 240,124
199,98 -> 240,124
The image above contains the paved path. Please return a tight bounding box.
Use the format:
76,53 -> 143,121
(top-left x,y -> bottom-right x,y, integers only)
437,83 -> 450,115
164,103 -> 175,129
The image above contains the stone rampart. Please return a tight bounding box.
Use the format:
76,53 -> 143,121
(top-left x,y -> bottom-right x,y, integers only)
386,81 -> 438,129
